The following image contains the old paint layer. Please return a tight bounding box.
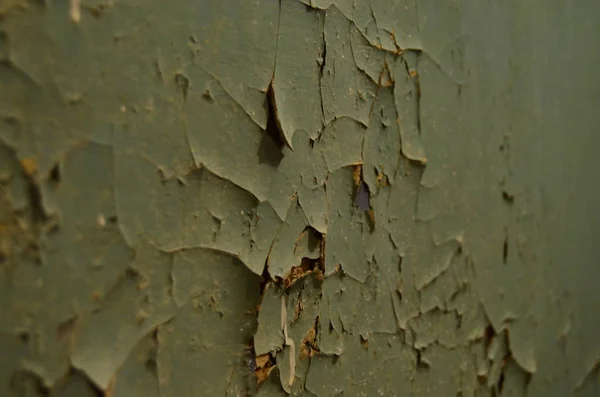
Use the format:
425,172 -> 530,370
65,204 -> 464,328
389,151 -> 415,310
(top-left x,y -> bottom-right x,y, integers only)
1,0 -> 599,396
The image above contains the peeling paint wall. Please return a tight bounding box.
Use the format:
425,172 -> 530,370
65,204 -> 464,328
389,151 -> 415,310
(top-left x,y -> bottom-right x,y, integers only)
1,0 -> 599,396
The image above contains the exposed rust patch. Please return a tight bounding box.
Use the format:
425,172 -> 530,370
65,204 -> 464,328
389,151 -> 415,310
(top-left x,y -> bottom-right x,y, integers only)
283,257 -> 322,289
299,317 -> 319,360
367,209 -> 376,227
20,157 -> 38,177
378,62 -> 394,87
360,336 -> 369,349
293,298 -> 303,322
255,353 -> 271,369
254,353 -> 275,386
375,168 -> 390,186
352,164 -> 362,186
86,1 -> 113,19
319,235 -> 326,274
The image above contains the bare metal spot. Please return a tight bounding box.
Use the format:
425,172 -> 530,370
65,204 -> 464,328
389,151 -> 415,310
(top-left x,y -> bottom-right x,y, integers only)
354,181 -> 370,211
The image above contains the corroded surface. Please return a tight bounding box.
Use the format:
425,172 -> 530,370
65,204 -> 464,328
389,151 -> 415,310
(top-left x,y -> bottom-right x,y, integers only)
1,1 -> 599,396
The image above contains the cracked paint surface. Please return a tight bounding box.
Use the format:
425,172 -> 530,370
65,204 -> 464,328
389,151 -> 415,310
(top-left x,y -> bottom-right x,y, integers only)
1,0 -> 600,396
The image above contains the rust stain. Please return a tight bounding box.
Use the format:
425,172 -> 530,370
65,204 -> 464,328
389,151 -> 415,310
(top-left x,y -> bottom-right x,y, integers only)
283,258 -> 322,289
299,321 -> 318,360
20,157 -> 38,176
360,336 -> 369,349
255,363 -> 275,385
352,164 -> 362,186
375,168 -> 390,186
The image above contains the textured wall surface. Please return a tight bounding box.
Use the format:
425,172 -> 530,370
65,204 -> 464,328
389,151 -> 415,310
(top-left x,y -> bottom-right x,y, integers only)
1,1 -> 599,396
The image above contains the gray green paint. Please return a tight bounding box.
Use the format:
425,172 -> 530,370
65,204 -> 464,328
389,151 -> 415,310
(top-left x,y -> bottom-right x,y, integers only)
1,0 -> 599,396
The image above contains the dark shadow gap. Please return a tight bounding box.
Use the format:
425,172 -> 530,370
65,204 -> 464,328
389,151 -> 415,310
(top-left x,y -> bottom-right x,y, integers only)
257,83 -> 285,167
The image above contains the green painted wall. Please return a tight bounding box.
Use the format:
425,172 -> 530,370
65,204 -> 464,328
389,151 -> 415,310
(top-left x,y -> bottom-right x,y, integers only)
1,1 -> 599,396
